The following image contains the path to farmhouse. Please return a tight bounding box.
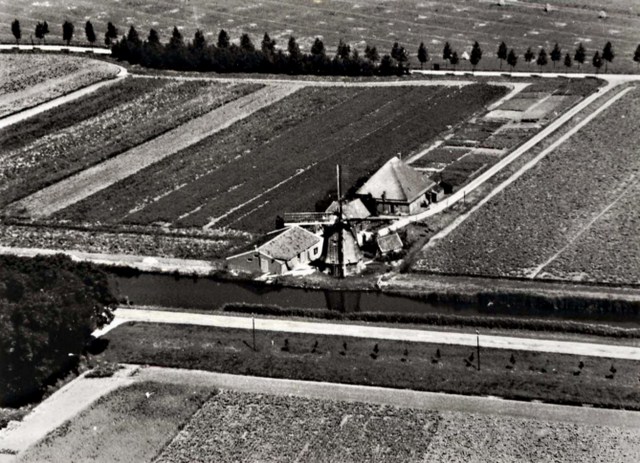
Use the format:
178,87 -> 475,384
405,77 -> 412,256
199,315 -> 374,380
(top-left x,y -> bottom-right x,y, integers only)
7,84 -> 302,218
100,307 -> 640,360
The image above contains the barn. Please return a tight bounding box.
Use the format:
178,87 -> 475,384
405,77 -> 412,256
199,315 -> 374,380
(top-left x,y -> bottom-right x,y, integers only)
226,226 -> 323,275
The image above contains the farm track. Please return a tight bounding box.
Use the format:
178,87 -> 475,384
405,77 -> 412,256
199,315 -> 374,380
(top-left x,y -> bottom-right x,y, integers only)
0,65 -> 126,130
6,84 -> 301,218
0,365 -> 138,462
100,307 -> 640,360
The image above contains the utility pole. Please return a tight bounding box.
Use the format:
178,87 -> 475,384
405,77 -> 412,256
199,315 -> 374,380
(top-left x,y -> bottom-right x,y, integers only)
252,317 -> 256,351
476,329 -> 481,371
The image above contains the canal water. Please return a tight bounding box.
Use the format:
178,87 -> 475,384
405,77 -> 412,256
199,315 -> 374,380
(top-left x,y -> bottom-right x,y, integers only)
110,272 -> 640,326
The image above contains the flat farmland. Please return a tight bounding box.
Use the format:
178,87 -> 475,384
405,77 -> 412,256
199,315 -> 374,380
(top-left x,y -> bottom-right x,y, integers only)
0,78 -> 260,208
19,381 -> 213,463
56,83 -> 506,234
3,1 -> 640,73
414,86 -> 640,285
156,390 -> 439,463
0,54 -> 119,117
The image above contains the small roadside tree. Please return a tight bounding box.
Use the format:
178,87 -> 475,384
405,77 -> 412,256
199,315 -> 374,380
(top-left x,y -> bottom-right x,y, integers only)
470,41 -> 482,71
85,20 -> 96,47
564,52 -> 572,69
497,41 -> 507,69
574,43 -> 586,68
450,50 -> 459,70
11,19 -> 21,45
507,48 -> 518,70
442,41 -> 452,66
62,20 -> 74,46
634,44 -> 640,68
104,21 -> 118,46
537,47 -> 548,69
524,46 -> 535,64
602,41 -> 614,72
35,21 -> 50,44
417,41 -> 429,69
592,50 -> 603,73
337,39 -> 351,60
310,37 -> 325,58
240,33 -> 255,52
550,42 -> 561,68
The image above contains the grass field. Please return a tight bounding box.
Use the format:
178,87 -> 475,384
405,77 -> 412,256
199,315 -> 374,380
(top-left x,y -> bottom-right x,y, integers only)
53,83 -> 506,233
414,86 -> 640,285
99,322 -> 640,409
19,381 -> 213,463
0,54 -> 119,117
2,1 -> 640,73
0,78 -> 259,208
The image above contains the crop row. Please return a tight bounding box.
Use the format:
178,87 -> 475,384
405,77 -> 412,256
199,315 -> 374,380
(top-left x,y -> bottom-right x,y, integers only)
0,79 -> 259,207
414,87 -> 640,283
0,54 -> 119,117
59,84 -> 505,233
156,390 -> 439,463
55,86 -> 365,224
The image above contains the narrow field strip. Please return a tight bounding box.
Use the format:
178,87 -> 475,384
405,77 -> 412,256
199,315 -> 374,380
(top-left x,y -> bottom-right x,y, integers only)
7,84 -> 301,218
106,308 -> 640,360
529,174 -> 639,279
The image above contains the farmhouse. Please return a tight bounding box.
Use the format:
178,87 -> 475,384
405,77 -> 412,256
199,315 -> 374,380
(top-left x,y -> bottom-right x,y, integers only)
356,156 -> 436,215
226,226 -> 323,275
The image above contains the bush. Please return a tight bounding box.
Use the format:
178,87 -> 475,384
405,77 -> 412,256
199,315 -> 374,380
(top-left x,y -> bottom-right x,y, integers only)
0,254 -> 116,406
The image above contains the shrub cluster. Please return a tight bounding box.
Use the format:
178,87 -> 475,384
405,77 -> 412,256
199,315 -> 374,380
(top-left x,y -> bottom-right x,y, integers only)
0,254 -> 116,406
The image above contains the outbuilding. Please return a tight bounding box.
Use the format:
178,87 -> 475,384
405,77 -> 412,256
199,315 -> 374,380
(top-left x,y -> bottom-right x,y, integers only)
226,226 -> 323,275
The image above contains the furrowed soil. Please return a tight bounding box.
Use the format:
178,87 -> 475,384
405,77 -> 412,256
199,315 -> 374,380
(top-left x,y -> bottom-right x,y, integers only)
99,322 -> 640,410
18,381 -> 213,463
57,84 -> 506,233
4,0 -> 640,73
0,80 -> 259,209
414,86 -> 640,285
0,54 -> 119,117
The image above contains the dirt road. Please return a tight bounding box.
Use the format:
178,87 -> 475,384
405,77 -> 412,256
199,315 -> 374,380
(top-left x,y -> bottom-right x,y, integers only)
100,307 -> 640,360
7,84 -> 301,218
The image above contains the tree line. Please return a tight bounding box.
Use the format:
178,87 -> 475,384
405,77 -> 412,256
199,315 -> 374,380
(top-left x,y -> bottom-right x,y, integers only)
9,18 -> 640,74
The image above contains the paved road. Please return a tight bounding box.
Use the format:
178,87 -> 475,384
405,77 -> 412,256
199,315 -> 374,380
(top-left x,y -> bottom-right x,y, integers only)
136,366 -> 640,428
0,44 -> 111,54
100,307 -> 640,360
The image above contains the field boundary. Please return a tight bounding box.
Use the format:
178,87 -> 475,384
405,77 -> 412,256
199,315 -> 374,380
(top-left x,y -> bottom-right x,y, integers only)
6,84 -> 301,219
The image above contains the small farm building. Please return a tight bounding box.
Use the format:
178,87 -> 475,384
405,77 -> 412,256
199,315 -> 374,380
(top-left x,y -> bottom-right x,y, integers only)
430,184 -> 445,203
356,156 -> 436,215
226,226 -> 323,275
376,233 -> 403,255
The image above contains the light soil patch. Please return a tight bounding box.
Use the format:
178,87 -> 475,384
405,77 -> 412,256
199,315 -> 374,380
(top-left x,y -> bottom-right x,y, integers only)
7,84 -> 301,218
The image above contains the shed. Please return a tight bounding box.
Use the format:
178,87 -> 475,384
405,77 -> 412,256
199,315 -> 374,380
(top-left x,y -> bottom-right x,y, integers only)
376,233 -> 403,254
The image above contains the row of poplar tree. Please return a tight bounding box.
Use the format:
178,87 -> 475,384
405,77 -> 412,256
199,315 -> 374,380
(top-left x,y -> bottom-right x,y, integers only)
10,18 -> 640,75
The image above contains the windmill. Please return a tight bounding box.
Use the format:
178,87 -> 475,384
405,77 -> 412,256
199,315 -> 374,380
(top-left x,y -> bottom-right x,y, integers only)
283,165 -> 390,278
